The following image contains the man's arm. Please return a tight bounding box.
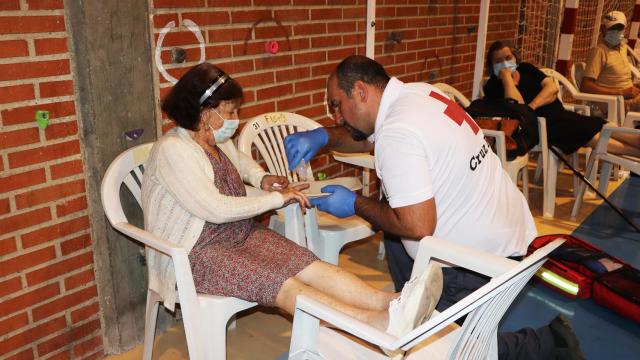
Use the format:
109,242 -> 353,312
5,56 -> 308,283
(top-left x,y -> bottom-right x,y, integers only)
528,77 -> 559,110
324,126 -> 374,153
581,77 -> 636,98
355,196 -> 436,240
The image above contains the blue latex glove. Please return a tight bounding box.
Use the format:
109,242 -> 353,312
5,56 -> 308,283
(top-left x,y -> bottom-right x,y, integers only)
284,127 -> 329,171
310,185 -> 356,218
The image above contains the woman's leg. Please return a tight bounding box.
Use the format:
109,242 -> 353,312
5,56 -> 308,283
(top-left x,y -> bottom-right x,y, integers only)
274,276 -> 388,331
586,132 -> 640,157
295,261 -> 398,311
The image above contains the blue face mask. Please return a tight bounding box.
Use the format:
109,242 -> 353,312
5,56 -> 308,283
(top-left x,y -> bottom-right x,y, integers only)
209,109 -> 239,143
493,60 -> 517,77
604,30 -> 624,47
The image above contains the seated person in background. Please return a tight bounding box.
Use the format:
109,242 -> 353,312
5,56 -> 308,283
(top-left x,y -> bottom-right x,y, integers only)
140,62 -> 443,348
485,40 -> 640,157
582,11 -> 640,112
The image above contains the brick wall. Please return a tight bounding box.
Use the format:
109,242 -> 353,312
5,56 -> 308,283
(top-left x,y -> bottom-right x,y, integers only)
150,0 -> 519,195
0,1 -> 102,359
0,0 -> 519,357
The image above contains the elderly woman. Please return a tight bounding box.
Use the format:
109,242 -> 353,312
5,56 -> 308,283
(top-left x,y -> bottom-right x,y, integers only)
140,62 -> 442,345
484,40 -> 640,157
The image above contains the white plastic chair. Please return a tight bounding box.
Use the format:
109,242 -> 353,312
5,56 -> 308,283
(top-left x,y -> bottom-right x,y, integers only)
100,142 -> 256,360
288,236 -> 564,360
434,82 -> 531,199
237,112 -> 374,265
571,125 -> 640,218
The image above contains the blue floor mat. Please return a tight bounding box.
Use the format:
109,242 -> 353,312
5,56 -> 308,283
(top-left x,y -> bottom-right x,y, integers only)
500,177 -> 640,359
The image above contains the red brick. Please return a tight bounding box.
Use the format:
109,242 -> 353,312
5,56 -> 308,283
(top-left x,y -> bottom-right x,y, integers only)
235,72 -> 274,88
64,267 -> 94,291
0,207 -> 51,235
207,27 -> 247,43
5,348 -> 34,360
8,139 -> 80,169
1,100 -> 75,126
0,16 -> 65,35
203,44 -> 232,59
50,159 -> 83,180
277,94 -> 311,111
230,10 -> 272,24
15,179 -> 85,210
274,9 -> 309,21
0,245 -> 56,278
240,102 -> 276,119
27,0 -> 65,10
22,215 -> 89,248
0,0 -> 20,10
294,78 -> 325,93
39,80 -> 73,98
26,250 -> 93,286
255,25 -> 293,40
254,0 -> 288,4
34,37 -> 68,55
294,23 -> 327,36
56,196 -> 87,218
32,285 -> 98,321
153,0 -> 205,8
0,276 -> 22,298
0,84 -> 35,104
152,13 -> 178,28
0,316 -> 66,357
45,120 -> 78,140
0,40 -> 28,58
0,59 -> 69,82
203,0 -> 250,4
0,312 -> 29,337
182,11 -> 230,26
36,319 -> 100,356
70,301 -> 99,324
0,283 -> 59,319
51,351 -> 72,360
0,197 -> 10,215
0,127 -> 40,150
0,168 -> 46,193
80,349 -> 103,360
275,67 -> 310,82
311,8 -> 342,20
294,51 -> 326,65
153,30 -> 200,47
256,84 -> 293,101
73,335 -> 102,357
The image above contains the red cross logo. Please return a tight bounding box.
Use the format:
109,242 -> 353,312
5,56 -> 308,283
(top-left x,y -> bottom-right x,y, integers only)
428,91 -> 480,135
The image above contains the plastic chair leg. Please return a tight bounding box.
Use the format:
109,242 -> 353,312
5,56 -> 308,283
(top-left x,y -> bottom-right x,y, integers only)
599,162 -> 613,195
543,153 -> 559,219
377,240 -> 386,260
143,289 -> 162,360
521,166 -> 529,201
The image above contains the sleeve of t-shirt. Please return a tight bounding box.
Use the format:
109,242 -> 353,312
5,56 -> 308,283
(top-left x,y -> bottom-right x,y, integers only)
518,62 -> 546,84
483,77 -> 503,100
584,47 -> 604,80
377,125 -> 434,208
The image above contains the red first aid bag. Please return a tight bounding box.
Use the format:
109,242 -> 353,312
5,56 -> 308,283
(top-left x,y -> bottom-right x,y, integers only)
592,267 -> 640,323
527,234 -> 603,299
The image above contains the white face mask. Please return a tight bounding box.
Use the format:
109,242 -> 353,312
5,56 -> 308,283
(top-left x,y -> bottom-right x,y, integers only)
604,29 -> 625,47
209,109 -> 239,143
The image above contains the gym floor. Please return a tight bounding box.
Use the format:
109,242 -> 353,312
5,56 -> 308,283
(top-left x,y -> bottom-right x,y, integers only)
106,167 -> 640,360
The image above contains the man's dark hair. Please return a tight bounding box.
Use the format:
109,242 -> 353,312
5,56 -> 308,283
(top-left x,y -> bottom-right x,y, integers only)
485,40 -> 521,78
161,63 -> 243,131
335,55 -> 390,95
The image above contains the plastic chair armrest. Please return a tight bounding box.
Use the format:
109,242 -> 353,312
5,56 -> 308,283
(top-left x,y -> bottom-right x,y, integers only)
113,222 -> 183,257
572,92 -> 620,123
332,152 -> 375,169
411,236 -> 518,279
481,130 -> 507,168
295,295 -> 398,349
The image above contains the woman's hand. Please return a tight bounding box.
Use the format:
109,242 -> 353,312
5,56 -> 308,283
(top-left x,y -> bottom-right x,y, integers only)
261,175 -> 289,191
622,86 -> 640,99
499,68 -> 520,84
279,184 -> 311,210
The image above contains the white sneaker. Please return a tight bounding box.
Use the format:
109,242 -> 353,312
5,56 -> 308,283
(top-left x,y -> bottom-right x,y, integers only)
383,263 -> 443,358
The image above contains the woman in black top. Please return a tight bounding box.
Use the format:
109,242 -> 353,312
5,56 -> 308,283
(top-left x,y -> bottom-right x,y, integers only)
484,41 -> 640,156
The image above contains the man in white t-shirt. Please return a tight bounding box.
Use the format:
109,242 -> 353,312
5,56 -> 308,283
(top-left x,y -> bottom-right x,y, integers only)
284,56 -> 585,360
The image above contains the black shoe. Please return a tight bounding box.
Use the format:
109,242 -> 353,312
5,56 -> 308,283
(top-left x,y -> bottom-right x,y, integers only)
549,315 -> 586,360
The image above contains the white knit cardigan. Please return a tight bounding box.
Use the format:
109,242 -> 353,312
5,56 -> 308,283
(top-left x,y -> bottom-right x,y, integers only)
141,127 -> 284,311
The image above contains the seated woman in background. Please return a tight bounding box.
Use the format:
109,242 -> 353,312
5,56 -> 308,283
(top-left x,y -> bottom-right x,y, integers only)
483,40 -> 640,157
140,62 -> 443,344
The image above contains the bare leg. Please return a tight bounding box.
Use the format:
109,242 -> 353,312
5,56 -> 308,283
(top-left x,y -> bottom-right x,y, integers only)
295,261 -> 398,311
586,133 -> 640,157
274,276 -> 388,331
